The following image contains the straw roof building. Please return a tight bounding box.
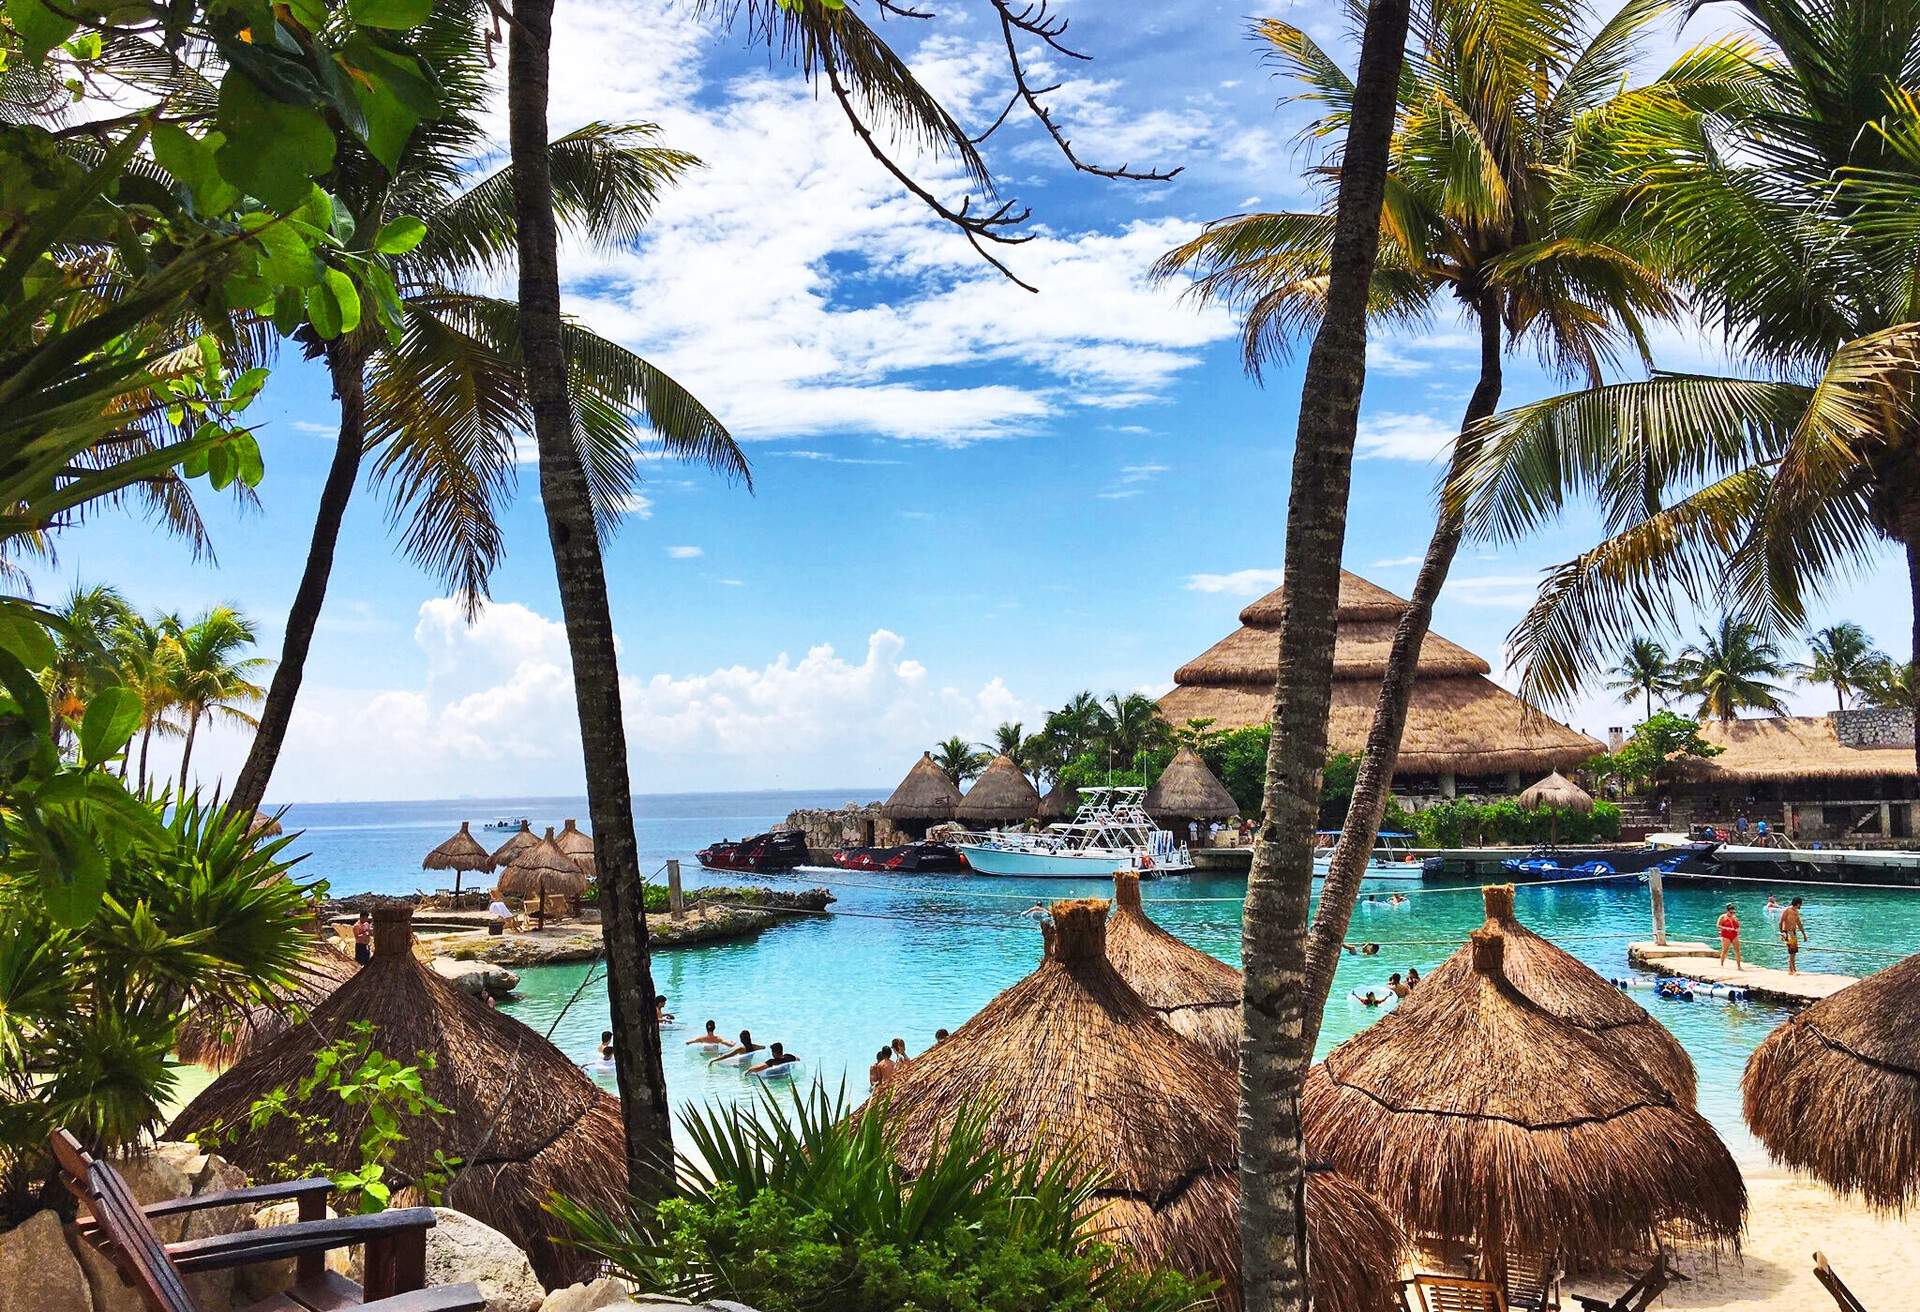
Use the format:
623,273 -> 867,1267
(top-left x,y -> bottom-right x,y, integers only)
1420,886 -> 1695,1103
169,904 -> 625,1287
495,828 -> 589,899
1106,871 -> 1240,1063
176,940 -> 357,1070
1038,780 -> 1079,821
488,818 -> 539,867
955,753 -> 1042,825
1160,572 -> 1601,791
555,817 -> 595,878
1304,929 -> 1743,1270
1145,746 -> 1239,822
868,898 -> 1401,1312
1744,950 -> 1920,1211
881,752 -> 964,833
1669,711 -> 1918,840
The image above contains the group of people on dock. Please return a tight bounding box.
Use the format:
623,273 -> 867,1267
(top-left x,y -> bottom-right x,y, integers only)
1716,896 -> 1810,974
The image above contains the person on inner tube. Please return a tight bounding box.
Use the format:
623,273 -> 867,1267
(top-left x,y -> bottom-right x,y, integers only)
709,1028 -> 764,1067
749,1042 -> 800,1075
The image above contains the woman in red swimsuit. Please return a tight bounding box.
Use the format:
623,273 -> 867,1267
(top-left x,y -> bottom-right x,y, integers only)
1715,902 -> 1742,970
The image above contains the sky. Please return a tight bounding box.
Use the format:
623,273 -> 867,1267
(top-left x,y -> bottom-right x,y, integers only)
35,0 -> 1915,803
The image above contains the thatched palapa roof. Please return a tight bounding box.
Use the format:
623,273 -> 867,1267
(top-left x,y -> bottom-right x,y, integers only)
867,898 -> 1401,1312
1106,870 -> 1240,1064
1304,929 -> 1743,1267
1517,771 -> 1592,812
956,753 -> 1041,824
495,828 -> 589,899
176,940 -> 358,1070
1038,780 -> 1079,821
1145,746 -> 1238,820
1680,714 -> 1915,783
248,810 -> 284,837
555,818 -> 595,878
1744,950 -> 1920,1211
1160,572 -> 1602,777
169,904 -> 625,1288
422,820 -> 492,872
488,818 -> 538,866
882,752 -> 964,821
1420,886 -> 1695,1103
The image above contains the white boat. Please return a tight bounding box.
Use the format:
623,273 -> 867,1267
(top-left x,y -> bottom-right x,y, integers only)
1311,830 -> 1424,881
956,786 -> 1193,878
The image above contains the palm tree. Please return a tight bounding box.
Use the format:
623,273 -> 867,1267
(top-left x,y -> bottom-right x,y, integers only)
931,736 -> 990,787
1860,658 -> 1919,710
226,0 -> 746,817
115,611 -> 183,792
1677,618 -> 1788,722
1154,0 -> 1683,1042
1607,637 -> 1682,721
43,584 -> 133,745
986,721 -> 1032,774
1450,0 -> 1920,773
1795,622 -> 1884,713
169,606 -> 268,793
1091,693 -> 1169,771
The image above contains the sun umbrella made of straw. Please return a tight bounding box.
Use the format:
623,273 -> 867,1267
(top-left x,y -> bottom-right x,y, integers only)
422,820 -> 493,896
1517,771 -> 1593,844
1744,950 -> 1920,1211
495,828 -> 588,900
176,939 -> 358,1070
1105,869 -> 1241,1064
488,819 -> 539,867
1304,928 -> 1744,1269
555,817 -> 595,879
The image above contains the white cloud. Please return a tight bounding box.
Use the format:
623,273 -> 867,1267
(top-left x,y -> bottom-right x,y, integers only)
1370,555 -> 1424,568
1447,574 -> 1543,609
771,450 -> 903,466
616,492 -> 654,519
667,545 -> 704,559
1186,567 -> 1285,596
716,578 -> 745,587
1355,412 -> 1456,462
290,420 -> 335,436
1096,461 -> 1170,499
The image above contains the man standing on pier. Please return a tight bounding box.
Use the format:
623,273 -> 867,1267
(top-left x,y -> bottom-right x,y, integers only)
1779,897 -> 1808,975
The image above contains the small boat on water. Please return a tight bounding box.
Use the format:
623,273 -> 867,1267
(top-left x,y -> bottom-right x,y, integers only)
1502,841 -> 1716,882
831,842 -> 969,873
484,816 -> 531,830
697,829 -> 809,874
1313,830 -> 1423,882
1702,840 -> 1920,887
956,786 -> 1191,877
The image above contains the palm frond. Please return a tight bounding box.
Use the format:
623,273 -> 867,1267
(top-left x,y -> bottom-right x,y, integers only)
1250,18 -> 1355,136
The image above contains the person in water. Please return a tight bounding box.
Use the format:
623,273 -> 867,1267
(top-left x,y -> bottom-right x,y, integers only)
1360,942 -> 1380,956
655,994 -> 674,1024
869,1046 -> 894,1090
1388,893 -> 1408,907
749,1042 -> 801,1075
1765,894 -> 1781,916
890,1036 -> 913,1072
933,1028 -> 950,1044
598,1030 -> 614,1061
1779,896 -> 1809,975
1355,989 -> 1387,1007
687,1019 -> 729,1047
1716,902 -> 1743,970
1387,973 -> 1409,999
709,1029 -> 764,1066
1405,967 -> 1421,989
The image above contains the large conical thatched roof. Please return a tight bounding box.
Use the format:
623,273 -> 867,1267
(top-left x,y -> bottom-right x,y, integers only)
495,828 -> 589,899
1304,929 -> 1743,1267
868,898 -> 1401,1312
956,753 -> 1042,824
1744,951 -> 1920,1211
555,818 -> 595,878
882,752 -> 964,821
1145,746 -> 1238,821
1038,779 -> 1079,821
1160,572 -> 1603,777
1106,870 -> 1240,1063
423,820 -> 492,872
1517,771 -> 1593,813
169,904 -> 624,1288
1419,885 -> 1695,1104
176,940 -> 358,1071
488,819 -> 538,867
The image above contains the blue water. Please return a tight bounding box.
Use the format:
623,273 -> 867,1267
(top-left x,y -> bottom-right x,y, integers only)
273,792 -> 1920,1164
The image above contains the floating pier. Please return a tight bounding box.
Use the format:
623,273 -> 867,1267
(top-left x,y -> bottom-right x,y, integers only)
1626,939 -> 1856,1005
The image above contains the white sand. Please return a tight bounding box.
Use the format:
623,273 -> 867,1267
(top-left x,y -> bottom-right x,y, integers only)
1561,1173 -> 1919,1309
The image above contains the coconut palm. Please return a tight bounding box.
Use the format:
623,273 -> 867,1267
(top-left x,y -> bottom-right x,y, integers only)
169,606 -> 268,793
1607,637 -> 1682,721
1677,617 -> 1788,722
931,736 -> 991,787
1092,693 -> 1170,771
42,584 -> 133,745
1794,622 -> 1884,713
986,721 -> 1035,775
1860,658 -> 1920,710
1450,0 -> 1920,772
225,0 -> 747,817
114,611 -> 184,792
1153,0 -> 1685,1032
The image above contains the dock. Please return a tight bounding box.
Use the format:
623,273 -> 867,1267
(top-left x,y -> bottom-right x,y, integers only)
1626,939 -> 1856,1004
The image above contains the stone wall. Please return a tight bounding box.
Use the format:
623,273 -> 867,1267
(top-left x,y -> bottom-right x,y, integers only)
783,803 -> 903,851
1833,706 -> 1916,749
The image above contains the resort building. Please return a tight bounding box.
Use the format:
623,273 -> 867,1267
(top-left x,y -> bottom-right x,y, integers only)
1669,708 -> 1920,841
1160,571 -> 1602,803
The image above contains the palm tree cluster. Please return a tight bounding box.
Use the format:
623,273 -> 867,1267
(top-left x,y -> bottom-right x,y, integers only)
41,585 -> 266,794
1610,618 -> 1907,721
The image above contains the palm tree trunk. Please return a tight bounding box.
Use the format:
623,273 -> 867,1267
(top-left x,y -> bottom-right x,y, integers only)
1240,2 -> 1410,1309
1300,295 -> 1503,1035
507,0 -> 672,1204
1908,535 -> 1920,776
137,721 -> 153,794
228,342 -> 369,817
177,705 -> 201,795
1646,685 -> 1653,722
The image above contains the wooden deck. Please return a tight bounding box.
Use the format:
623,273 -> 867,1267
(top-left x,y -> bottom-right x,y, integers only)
1626,939 -> 1856,1004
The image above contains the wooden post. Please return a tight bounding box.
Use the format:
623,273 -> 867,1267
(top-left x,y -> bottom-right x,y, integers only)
1648,864 -> 1667,947
667,858 -> 685,920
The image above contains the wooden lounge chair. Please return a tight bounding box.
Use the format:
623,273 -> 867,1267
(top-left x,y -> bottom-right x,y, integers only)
1572,1252 -> 1683,1312
1496,1247 -> 1562,1311
49,1130 -> 484,1312
1814,1251 -> 1869,1312
1403,1273 -> 1509,1311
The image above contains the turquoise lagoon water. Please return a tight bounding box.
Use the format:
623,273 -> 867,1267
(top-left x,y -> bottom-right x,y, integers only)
273,792 -> 1920,1163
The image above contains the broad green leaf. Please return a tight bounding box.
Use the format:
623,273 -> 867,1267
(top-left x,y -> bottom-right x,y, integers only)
36,829 -> 108,928
230,432 -> 266,485
79,687 -> 141,766
152,125 -> 240,216
216,74 -> 336,212
239,212 -> 323,287
323,266 -> 361,334
0,608 -> 57,671
373,215 -> 426,254
5,0 -> 77,61
206,440 -> 238,490
347,0 -> 431,29
305,279 -> 343,338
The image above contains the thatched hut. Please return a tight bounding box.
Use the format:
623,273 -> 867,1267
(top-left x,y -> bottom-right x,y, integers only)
555,817 -> 595,879
881,752 -> 964,836
422,820 -> 492,895
488,818 -> 539,867
168,904 -> 625,1288
1304,929 -> 1743,1276
1160,572 -> 1602,795
1743,951 -> 1920,1211
1517,771 -> 1592,813
1106,870 -> 1240,1064
176,941 -> 358,1070
495,828 -> 589,901
1670,712 -> 1918,841
1038,779 -> 1079,822
248,810 -> 284,837
869,898 -> 1401,1312
955,753 -> 1041,826
1418,886 -> 1695,1104
1145,746 -> 1238,828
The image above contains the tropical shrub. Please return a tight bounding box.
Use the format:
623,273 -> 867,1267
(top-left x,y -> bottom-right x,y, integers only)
1410,798 -> 1621,847
551,1083 -> 1210,1312
1589,711 -> 1724,787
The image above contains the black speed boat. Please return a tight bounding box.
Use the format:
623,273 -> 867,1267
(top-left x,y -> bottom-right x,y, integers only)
831,842 -> 969,873
697,829 -> 809,874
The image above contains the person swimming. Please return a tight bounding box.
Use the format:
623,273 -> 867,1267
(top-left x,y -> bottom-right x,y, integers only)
709,1029 -> 765,1067
1405,967 -> 1421,989
748,1042 -> 801,1076
1388,973 -> 1409,999
1354,989 -> 1387,1007
655,994 -> 675,1025
597,1030 -> 614,1061
869,1046 -> 894,1090
1360,942 -> 1380,956
933,1028 -> 950,1044
1388,893 -> 1408,907
687,1019 -> 730,1047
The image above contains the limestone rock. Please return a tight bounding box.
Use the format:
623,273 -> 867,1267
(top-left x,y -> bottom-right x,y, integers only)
0,1209 -> 94,1312
151,1140 -> 208,1180
540,1277 -> 637,1312
430,956 -> 520,997
348,1208 -> 542,1312
176,1154 -> 255,1311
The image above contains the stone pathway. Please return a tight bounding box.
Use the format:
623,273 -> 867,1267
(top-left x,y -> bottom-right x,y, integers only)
1626,939 -> 1856,1004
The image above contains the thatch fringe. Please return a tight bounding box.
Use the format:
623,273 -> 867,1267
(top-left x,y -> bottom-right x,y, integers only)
423,820 -> 492,873
488,819 -> 539,867
1683,715 -> 1916,782
495,829 -> 589,898
882,752 -> 964,821
175,941 -> 358,1071
1517,772 -> 1592,812
1743,951 -> 1920,1211
1105,871 -> 1240,1064
1144,747 -> 1238,821
956,753 -> 1041,824
555,818 -> 595,878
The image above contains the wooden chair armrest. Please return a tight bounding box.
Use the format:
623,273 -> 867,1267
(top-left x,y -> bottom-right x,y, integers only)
165,1207 -> 437,1273
363,1283 -> 488,1312
71,1177 -> 333,1241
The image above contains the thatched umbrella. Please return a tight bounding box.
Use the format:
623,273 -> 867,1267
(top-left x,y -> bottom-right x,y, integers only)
1106,870 -> 1240,1064
555,817 -> 595,879
882,752 -> 964,836
955,753 -> 1041,826
168,904 -> 625,1288
248,810 -> 284,837
868,897 -> 1401,1312
1744,951 -> 1920,1211
1517,770 -> 1592,843
1418,885 -> 1695,1104
1145,746 -> 1238,826
495,828 -> 589,902
176,940 -> 357,1070
1037,779 -> 1079,822
1304,929 -> 1744,1276
422,820 -> 492,896
488,818 -> 539,867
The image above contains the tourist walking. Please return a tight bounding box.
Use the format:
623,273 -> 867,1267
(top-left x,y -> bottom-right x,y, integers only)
1779,897 -> 1809,975
1735,813 -> 1750,839
352,911 -> 372,966
1716,903 -> 1743,970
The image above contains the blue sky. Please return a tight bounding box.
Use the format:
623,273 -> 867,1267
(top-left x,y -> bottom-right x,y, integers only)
38,0 -> 1913,802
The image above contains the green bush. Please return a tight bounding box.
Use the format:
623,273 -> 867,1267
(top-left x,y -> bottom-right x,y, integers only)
1410,798 -> 1621,847
552,1083 -> 1210,1312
